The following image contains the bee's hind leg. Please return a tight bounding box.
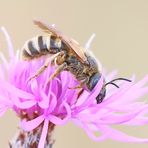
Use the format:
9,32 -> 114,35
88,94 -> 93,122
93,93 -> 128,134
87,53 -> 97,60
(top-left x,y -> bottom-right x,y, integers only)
28,51 -> 64,81
47,62 -> 67,84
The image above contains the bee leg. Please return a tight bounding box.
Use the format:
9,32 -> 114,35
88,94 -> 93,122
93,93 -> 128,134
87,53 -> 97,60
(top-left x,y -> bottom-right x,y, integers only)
69,76 -> 89,89
77,89 -> 84,98
28,58 -> 51,81
73,88 -> 84,104
47,62 -> 67,84
28,51 -> 64,81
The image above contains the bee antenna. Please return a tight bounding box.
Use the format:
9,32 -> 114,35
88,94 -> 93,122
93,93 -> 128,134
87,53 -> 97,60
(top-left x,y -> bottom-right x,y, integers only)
109,78 -> 132,83
105,77 -> 131,88
105,82 -> 119,88
85,33 -> 96,50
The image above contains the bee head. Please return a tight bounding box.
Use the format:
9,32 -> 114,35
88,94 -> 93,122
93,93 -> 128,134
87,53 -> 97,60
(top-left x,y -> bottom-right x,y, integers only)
88,73 -> 101,90
96,87 -> 106,104
88,73 -> 106,104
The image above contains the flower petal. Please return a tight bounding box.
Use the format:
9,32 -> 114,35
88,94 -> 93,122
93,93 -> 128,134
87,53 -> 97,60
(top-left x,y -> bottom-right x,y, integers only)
20,115 -> 44,131
100,125 -> 148,143
38,119 -> 49,148
39,90 -> 50,109
47,102 -> 71,125
1,27 -> 14,59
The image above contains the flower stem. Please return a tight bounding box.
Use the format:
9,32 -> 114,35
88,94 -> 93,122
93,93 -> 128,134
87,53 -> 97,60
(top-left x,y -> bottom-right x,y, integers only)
9,123 -> 55,148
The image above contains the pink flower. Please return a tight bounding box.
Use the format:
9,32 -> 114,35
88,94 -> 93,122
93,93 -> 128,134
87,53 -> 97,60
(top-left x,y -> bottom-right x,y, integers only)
1,27 -> 148,148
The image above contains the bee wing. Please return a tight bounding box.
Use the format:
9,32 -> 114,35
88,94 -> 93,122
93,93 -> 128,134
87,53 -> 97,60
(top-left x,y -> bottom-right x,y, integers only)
33,20 -> 87,63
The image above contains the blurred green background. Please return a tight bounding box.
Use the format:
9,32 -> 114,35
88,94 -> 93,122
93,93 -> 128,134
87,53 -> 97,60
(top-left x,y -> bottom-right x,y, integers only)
0,0 -> 148,147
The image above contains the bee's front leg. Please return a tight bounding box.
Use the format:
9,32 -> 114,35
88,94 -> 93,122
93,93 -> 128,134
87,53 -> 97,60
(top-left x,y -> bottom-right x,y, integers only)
69,76 -> 89,89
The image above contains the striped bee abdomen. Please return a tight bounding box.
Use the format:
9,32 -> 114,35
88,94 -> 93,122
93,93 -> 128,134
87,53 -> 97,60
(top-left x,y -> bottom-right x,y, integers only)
22,35 -> 64,60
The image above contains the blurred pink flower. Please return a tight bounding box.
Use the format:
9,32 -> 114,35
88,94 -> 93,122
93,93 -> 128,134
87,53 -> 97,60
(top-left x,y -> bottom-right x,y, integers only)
1,27 -> 148,148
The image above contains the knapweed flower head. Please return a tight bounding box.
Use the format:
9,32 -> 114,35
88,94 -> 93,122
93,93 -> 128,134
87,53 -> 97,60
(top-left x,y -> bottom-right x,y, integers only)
1,28 -> 148,148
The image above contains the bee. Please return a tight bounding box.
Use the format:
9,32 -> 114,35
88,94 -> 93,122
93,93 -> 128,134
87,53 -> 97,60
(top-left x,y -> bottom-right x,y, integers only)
21,20 -> 131,104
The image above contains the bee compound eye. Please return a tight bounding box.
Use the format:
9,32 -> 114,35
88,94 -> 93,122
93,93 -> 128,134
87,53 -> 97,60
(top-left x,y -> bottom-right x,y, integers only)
89,73 -> 101,90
